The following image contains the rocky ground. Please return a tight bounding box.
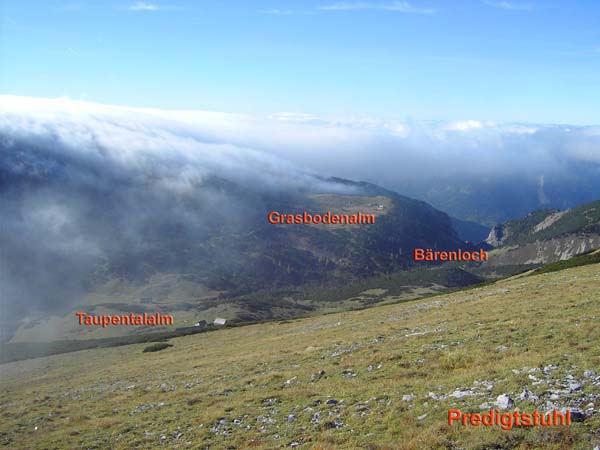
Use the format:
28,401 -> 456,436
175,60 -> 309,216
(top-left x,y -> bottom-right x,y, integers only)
1,263 -> 599,449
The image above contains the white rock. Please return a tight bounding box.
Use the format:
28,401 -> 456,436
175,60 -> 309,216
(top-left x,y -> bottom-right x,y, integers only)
283,376 -> 297,387
496,394 -> 514,410
449,389 -> 474,399
518,389 -> 539,402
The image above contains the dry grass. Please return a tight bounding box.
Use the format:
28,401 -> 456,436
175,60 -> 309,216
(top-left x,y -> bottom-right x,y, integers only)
0,264 -> 599,449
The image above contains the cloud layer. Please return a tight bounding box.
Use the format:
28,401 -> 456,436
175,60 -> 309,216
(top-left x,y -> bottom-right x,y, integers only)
2,94 -> 599,218
0,95 -> 599,339
0,96 -> 354,339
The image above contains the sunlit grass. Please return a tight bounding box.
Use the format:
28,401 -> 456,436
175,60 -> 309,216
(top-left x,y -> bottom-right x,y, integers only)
1,263 -> 599,449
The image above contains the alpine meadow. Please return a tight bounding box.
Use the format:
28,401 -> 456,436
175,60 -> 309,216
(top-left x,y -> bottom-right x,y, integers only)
2,1 -> 600,449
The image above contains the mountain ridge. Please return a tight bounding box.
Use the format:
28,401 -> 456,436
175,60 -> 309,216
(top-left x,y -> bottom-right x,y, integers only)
480,199 -> 600,271
1,134 -> 473,342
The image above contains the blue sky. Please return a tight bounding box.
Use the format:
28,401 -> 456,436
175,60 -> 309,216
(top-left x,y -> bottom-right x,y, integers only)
1,1 -> 599,124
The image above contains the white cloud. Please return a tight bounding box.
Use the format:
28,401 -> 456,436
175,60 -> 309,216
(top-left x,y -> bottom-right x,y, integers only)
1,95 -> 599,186
383,1 -> 437,13
320,1 -> 437,14
483,1 -> 534,11
443,120 -> 485,132
268,112 -> 320,122
320,2 -> 369,10
128,1 -> 159,11
260,9 -> 295,15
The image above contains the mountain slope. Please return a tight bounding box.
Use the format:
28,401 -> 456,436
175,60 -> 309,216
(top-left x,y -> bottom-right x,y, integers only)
1,262 -> 598,449
396,168 -> 600,227
485,200 -> 600,247
1,126 -> 468,342
450,216 -> 490,243
480,200 -> 600,271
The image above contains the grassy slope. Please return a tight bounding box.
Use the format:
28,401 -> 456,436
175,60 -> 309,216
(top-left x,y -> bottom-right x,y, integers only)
6,265 -> 482,346
498,200 -> 600,247
7,189 -> 468,344
530,248 -> 600,276
1,264 -> 599,449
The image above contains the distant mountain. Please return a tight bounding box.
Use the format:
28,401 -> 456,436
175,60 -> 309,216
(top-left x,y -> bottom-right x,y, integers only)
394,170 -> 600,227
450,217 -> 490,243
9,98 -> 599,344
1,129 -> 470,341
485,200 -> 600,247
481,199 -> 600,269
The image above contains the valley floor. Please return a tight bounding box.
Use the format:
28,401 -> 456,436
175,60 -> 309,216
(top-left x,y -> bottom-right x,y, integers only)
1,264 -> 599,449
